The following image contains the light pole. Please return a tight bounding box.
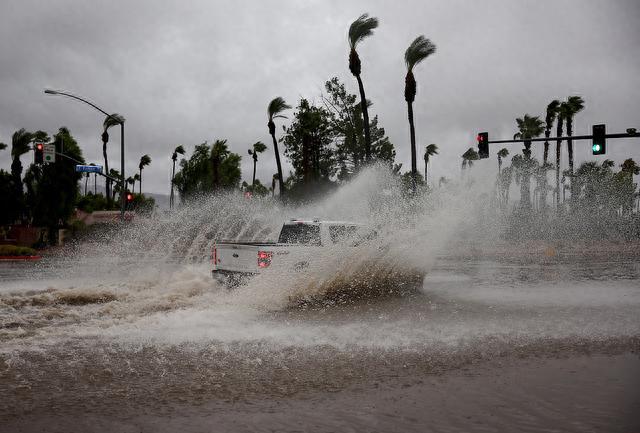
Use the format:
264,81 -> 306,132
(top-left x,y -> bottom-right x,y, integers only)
44,89 -> 126,221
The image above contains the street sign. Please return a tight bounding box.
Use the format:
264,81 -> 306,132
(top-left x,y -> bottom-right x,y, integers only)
43,144 -> 56,163
75,165 -> 103,173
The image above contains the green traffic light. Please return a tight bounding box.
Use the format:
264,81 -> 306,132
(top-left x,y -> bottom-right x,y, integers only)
592,144 -> 601,152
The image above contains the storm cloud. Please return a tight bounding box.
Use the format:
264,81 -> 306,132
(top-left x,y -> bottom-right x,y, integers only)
1,0 -> 639,195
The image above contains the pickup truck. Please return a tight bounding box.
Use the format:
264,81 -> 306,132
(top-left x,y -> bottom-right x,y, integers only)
211,219 -> 373,286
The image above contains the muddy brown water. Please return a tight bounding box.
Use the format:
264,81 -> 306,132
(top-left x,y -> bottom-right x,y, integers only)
1,255 -> 639,432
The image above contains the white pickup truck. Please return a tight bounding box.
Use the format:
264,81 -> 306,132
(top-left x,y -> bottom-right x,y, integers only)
211,219 -> 373,286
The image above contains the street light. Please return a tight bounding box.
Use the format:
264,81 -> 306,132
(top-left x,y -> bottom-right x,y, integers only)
44,89 -> 126,221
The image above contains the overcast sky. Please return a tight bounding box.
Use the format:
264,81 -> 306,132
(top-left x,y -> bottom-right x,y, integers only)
1,0 -> 639,195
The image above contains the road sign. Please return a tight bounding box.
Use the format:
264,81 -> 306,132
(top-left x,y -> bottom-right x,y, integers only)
75,165 -> 103,173
43,144 -> 56,163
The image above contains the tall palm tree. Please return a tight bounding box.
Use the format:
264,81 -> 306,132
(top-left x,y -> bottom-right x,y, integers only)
514,115 -> 544,210
211,139 -> 229,190
267,97 -> 291,196
543,100 -> 560,165
170,145 -> 185,209
102,113 -> 125,203
562,96 -> 585,205
404,35 -> 437,191
10,129 -> 34,222
563,96 -> 585,176
555,107 -> 565,211
248,141 -> 268,186
423,143 -> 438,183
497,148 -> 509,175
541,100 -> 560,212
138,154 -> 151,194
348,13 -> 378,162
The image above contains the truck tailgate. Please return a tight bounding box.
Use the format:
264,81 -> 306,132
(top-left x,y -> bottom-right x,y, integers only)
214,244 -> 260,273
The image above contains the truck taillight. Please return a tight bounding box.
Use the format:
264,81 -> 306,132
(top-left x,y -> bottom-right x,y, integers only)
212,245 -> 218,265
257,250 -> 272,268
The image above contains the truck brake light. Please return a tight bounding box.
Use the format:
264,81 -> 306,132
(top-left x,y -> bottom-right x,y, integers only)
257,250 -> 272,268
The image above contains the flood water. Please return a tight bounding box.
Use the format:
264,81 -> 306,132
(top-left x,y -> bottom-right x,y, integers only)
1,254 -> 639,432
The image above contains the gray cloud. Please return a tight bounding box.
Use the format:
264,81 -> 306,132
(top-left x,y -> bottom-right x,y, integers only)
1,0 -> 639,194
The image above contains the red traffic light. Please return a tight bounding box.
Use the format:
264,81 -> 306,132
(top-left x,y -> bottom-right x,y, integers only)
477,134 -> 484,143
126,193 -> 134,202
36,143 -> 44,150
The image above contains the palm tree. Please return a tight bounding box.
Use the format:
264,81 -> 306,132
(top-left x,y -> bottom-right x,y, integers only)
267,97 -> 291,196
514,114 -> 545,158
541,100 -> 560,212
423,143 -> 438,183
543,100 -> 560,165
170,145 -> 185,209
10,129 -> 34,221
620,159 -> 639,215
561,96 -> 585,204
514,115 -> 544,210
109,169 -> 121,202
138,154 -> 151,194
497,148 -> 509,175
0,142 -> 6,151
555,107 -> 565,211
248,141 -> 268,186
102,113 -> 125,204
126,176 -> 135,195
461,148 -> 479,172
404,35 -> 437,192
348,13 -> 379,162
562,96 -> 585,176
211,139 -> 229,190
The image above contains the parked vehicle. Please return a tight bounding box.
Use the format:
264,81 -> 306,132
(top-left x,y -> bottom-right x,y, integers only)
211,219 -> 373,286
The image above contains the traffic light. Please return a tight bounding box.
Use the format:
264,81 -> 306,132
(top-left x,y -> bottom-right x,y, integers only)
34,142 -> 44,164
126,192 -> 134,203
477,132 -> 489,159
592,124 -> 606,155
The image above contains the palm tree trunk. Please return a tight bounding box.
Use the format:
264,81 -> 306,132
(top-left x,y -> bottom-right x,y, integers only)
170,160 -> 176,209
139,168 -> 142,195
498,157 -> 502,175
252,156 -> 257,186
424,158 -> 428,182
355,74 -> 371,162
84,175 -> 88,195
407,101 -> 417,193
566,116 -> 574,206
555,119 -> 563,212
270,132 -> 285,196
102,142 -> 110,204
94,174 -> 97,195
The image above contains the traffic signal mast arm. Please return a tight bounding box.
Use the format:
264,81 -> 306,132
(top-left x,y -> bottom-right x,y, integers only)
485,131 -> 639,144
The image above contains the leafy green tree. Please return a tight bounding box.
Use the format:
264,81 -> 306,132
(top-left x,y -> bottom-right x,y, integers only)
23,127 -> 84,243
348,13 -> 378,161
170,145 -> 185,209
404,35 -> 437,192
267,97 -> 291,196
282,98 -> 336,184
248,141 -> 267,186
173,141 -> 241,200
322,77 -> 395,179
423,144 -> 438,183
242,179 -> 269,197
138,154 -> 151,194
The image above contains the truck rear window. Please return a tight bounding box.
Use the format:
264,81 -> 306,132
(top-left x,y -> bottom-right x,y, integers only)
278,224 -> 321,245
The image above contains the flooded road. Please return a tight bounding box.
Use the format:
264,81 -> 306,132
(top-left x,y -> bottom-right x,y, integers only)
1,254 -> 639,432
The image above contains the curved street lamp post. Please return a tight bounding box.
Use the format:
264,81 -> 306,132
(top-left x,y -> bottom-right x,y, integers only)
44,89 -> 126,221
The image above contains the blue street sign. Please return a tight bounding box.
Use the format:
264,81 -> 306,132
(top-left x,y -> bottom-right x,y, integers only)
75,165 -> 103,173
